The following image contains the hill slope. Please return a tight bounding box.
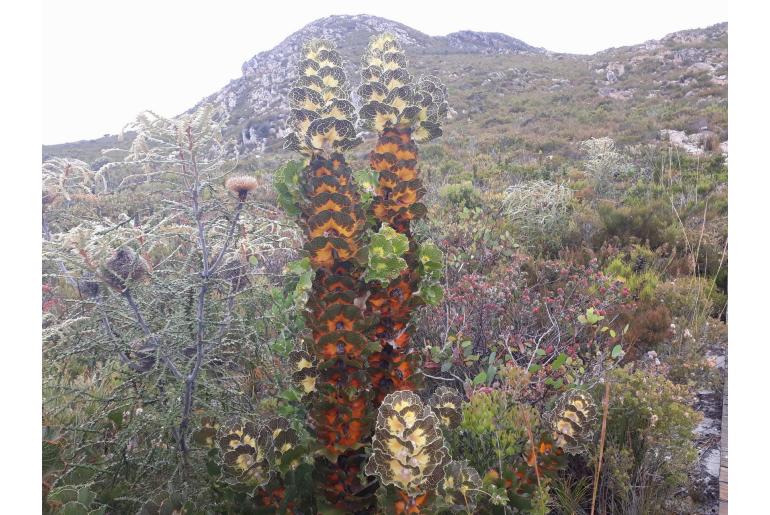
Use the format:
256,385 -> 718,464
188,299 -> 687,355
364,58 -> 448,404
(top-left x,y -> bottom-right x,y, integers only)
42,15 -> 727,166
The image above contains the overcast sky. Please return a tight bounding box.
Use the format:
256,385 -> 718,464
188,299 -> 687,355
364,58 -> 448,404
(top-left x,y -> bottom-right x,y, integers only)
42,0 -> 727,145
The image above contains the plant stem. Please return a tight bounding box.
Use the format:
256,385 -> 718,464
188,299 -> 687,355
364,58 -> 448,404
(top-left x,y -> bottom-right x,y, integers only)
178,126 -> 208,459
122,288 -> 182,379
591,381 -> 611,515
208,200 -> 244,273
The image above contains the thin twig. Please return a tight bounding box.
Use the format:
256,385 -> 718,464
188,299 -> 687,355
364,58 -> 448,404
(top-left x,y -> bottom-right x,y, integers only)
121,288 -> 182,380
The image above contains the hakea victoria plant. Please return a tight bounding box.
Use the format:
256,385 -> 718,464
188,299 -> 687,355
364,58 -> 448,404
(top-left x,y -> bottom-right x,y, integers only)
357,33 -> 447,407
273,35 -> 454,512
280,37 -> 379,511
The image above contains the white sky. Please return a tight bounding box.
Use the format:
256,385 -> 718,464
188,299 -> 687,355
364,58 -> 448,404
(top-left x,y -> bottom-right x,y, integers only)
42,0 -> 727,144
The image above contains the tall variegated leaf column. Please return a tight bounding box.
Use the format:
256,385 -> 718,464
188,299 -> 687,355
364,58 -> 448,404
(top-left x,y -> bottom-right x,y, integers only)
358,34 -> 449,406
281,39 -> 380,512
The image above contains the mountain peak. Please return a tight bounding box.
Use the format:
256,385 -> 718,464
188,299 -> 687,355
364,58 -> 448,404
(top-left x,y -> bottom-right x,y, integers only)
296,14 -> 429,39
240,15 -> 433,76
240,15 -> 542,75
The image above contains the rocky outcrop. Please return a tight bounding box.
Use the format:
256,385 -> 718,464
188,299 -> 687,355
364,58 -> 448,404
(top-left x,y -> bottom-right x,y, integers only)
445,30 -> 541,54
659,129 -> 725,155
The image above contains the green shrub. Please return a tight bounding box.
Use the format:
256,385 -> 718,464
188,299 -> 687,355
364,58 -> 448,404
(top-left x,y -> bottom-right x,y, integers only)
655,276 -> 716,322
597,367 -> 700,514
598,199 -> 675,249
439,181 -> 483,209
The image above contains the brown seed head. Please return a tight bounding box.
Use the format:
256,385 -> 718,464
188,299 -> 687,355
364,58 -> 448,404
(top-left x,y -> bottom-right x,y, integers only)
225,175 -> 259,200
103,247 -> 149,291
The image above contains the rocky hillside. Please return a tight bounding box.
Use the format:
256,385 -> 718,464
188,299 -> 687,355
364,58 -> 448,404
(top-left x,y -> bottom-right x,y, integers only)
202,15 -> 543,155
42,16 -> 726,165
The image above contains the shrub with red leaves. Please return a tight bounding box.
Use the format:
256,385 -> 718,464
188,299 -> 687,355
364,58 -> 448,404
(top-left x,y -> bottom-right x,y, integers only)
416,255 -> 633,386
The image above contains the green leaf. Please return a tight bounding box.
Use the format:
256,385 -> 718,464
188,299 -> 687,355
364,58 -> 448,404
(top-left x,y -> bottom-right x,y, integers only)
486,365 -> 497,384
285,257 -> 311,276
528,364 -> 541,373
352,168 -> 379,192
201,186 -> 212,201
535,348 -> 546,356
43,440 -> 65,474
365,224 -> 410,283
579,307 -> 605,325
77,488 -> 95,507
611,344 -> 624,359
284,257 -> 313,308
585,307 -> 605,324
206,459 -> 221,477
551,353 -> 568,370
107,409 -> 123,428
59,464 -> 96,484
417,241 -> 444,278
274,160 -> 304,217
62,502 -> 89,515
278,403 -> 296,417
270,337 -> 291,355
418,282 -> 444,306
47,487 -> 78,504
281,388 -> 301,403
609,329 -> 617,338
472,371 -> 487,385
389,234 -> 409,257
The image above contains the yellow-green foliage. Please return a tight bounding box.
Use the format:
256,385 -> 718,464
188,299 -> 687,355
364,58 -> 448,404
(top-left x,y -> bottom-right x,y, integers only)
461,389 -> 538,461
605,256 -> 658,302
